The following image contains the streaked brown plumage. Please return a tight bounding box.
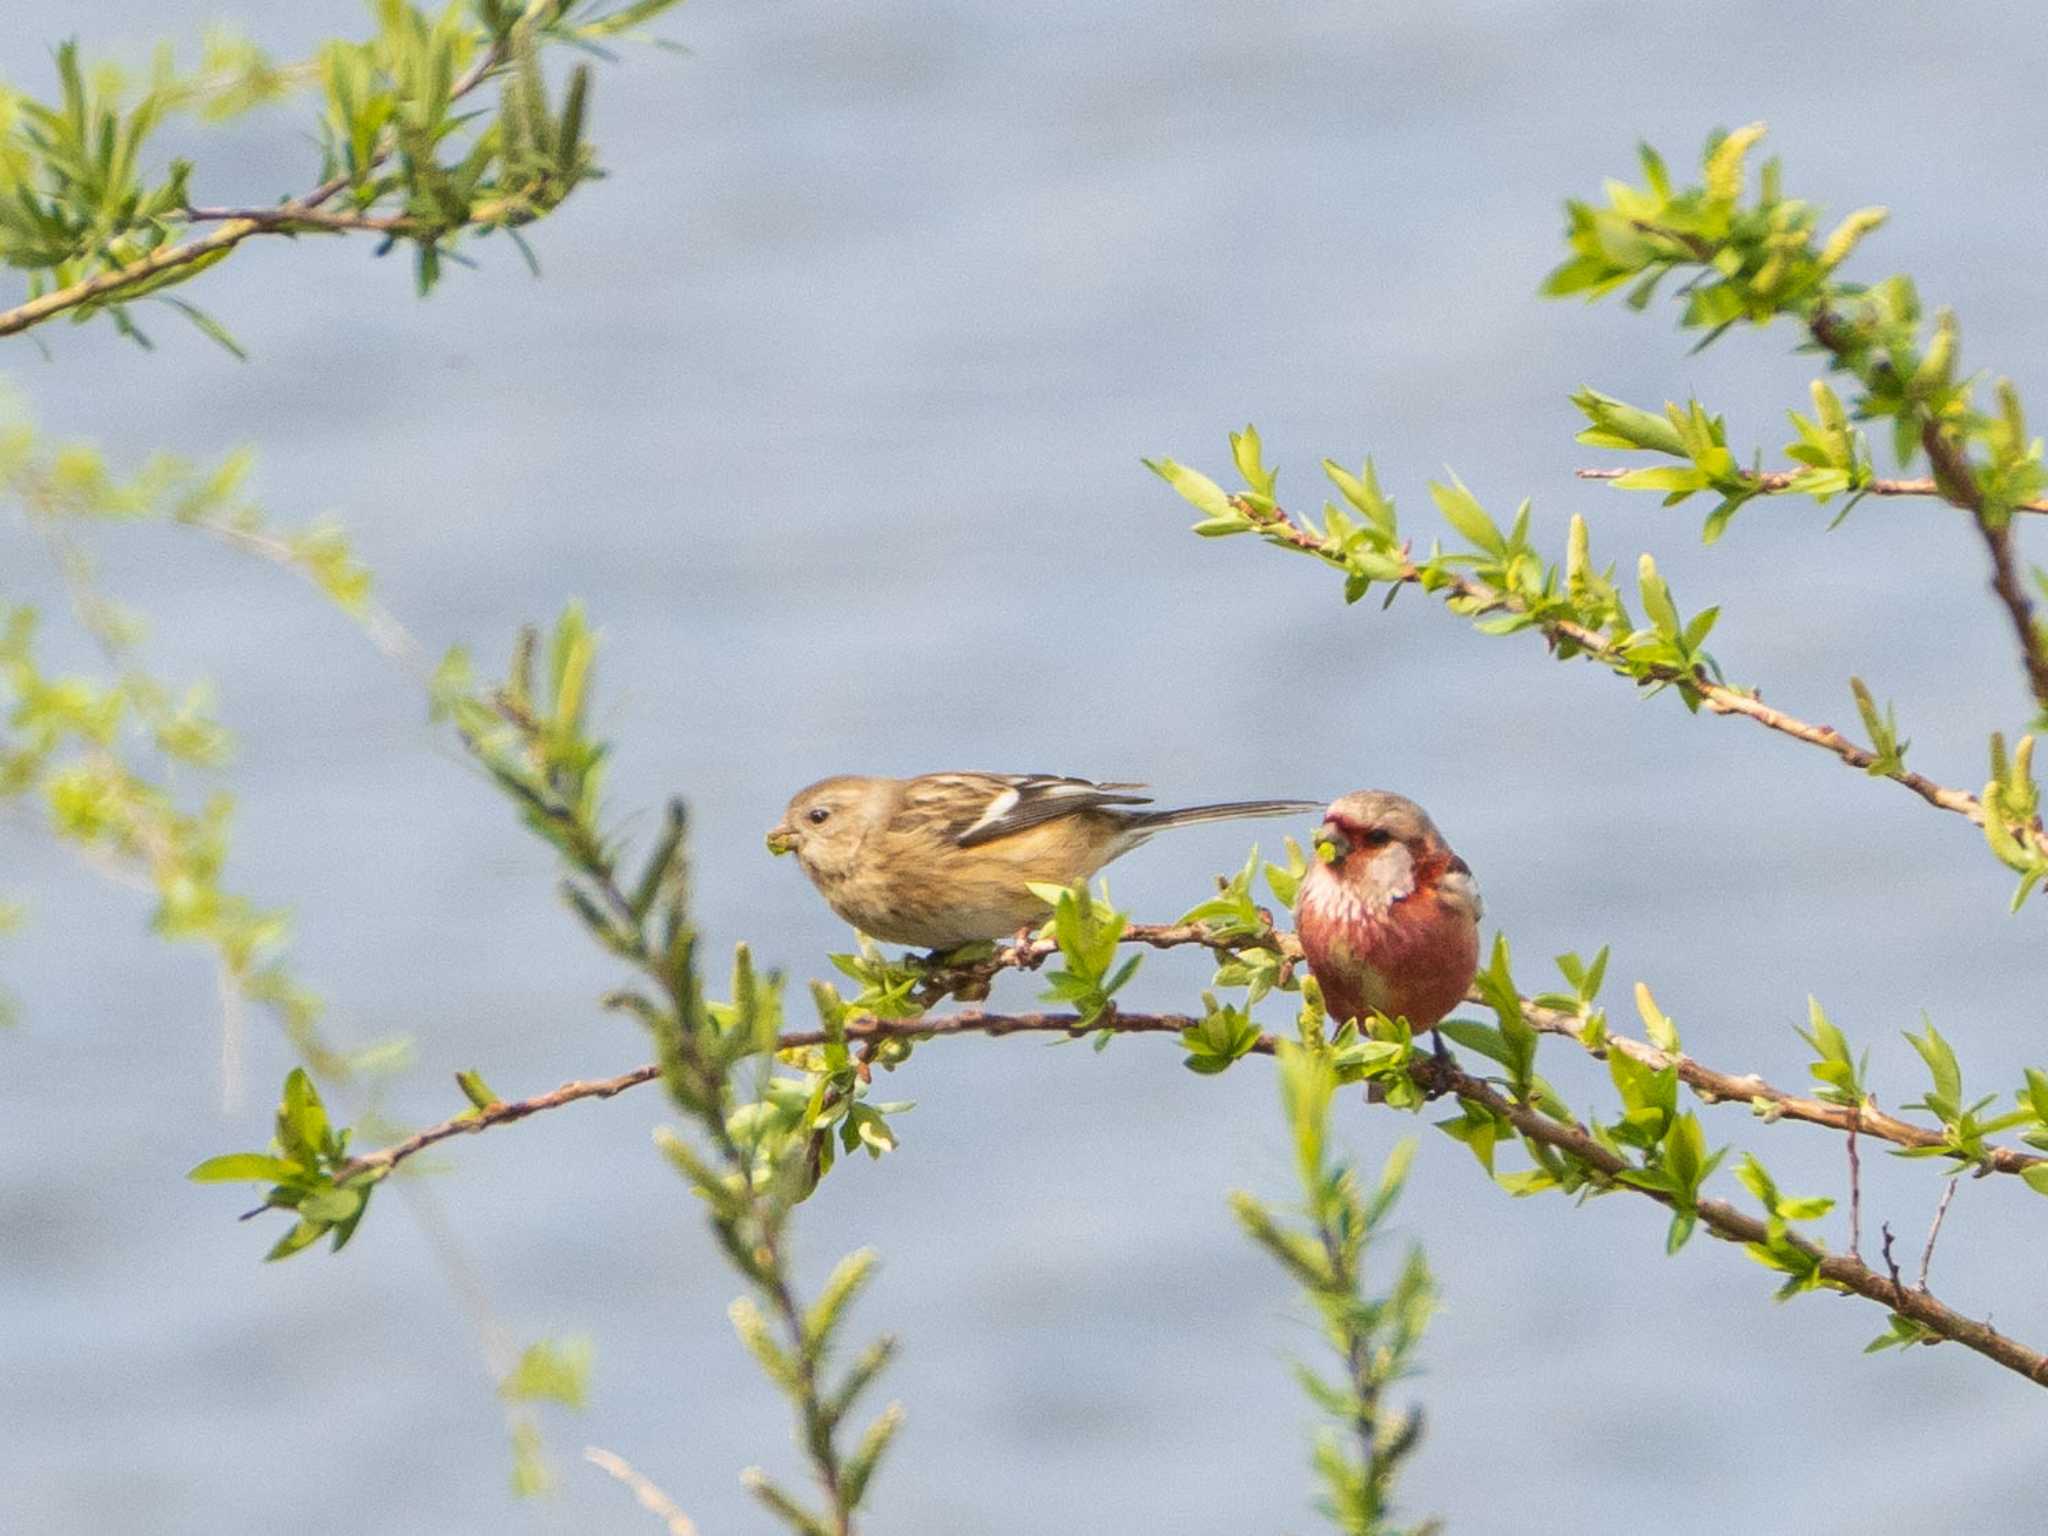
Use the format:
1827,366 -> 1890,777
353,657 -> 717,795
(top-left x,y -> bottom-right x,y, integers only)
767,772 -> 1320,948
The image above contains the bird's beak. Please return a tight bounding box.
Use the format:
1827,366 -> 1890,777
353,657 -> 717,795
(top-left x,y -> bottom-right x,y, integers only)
765,823 -> 797,857
1312,821 -> 1350,864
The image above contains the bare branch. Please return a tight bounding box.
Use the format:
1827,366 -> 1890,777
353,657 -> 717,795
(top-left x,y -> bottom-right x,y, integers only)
1881,1221 -> 1904,1297
1914,417 -> 2048,714
1919,1177 -> 1960,1292
585,1447 -> 700,1536
1846,1114 -> 1864,1263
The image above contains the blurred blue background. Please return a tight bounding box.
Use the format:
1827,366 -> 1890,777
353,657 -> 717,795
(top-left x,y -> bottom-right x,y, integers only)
4,2 -> 2046,1531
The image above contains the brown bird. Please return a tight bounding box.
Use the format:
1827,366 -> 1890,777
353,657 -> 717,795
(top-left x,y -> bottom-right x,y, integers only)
767,772 -> 1321,949
1293,790 -> 1482,1031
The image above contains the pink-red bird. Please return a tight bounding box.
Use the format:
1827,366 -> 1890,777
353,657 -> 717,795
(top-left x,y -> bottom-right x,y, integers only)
1294,790 -> 1482,1032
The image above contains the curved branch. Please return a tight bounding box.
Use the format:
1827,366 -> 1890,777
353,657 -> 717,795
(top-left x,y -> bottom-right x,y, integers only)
1576,465 -> 2048,518
332,1004 -> 2047,1387
1250,498 -> 2043,854
0,10 -> 526,339
1515,995 -> 2046,1177
342,921 -> 2048,1184
1426,1054 -> 2048,1387
337,1008 -> 1223,1183
180,204 -> 417,235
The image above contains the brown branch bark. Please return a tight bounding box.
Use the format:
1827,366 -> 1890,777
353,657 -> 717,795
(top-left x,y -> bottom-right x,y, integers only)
1914,417 -> 2048,714
339,922 -> 2047,1185
332,1003 -> 2048,1388
0,12 -> 526,339
180,205 -> 417,235
1575,465 -> 2048,517
1417,1054 -> 2048,1388
1978,519 -> 2048,712
1247,499 -> 2046,857
1513,994 -> 2046,1178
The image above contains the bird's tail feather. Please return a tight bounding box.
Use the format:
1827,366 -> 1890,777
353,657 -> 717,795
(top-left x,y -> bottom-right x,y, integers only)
1127,799 -> 1323,833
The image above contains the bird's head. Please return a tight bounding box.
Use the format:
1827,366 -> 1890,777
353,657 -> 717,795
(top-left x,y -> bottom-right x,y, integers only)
766,775 -> 878,880
1310,790 -> 1449,910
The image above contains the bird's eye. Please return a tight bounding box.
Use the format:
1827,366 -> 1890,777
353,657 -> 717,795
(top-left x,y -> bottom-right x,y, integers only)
807,806 -> 832,825
1362,828 -> 1394,847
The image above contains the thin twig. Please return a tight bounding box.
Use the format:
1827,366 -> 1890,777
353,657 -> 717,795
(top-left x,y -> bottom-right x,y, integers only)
0,6 -> 537,339
335,922 -> 2048,1186
1575,465 -> 2048,517
1914,417 -> 2048,713
1846,1111 -> 1863,1264
1978,520 -> 2048,711
1250,498 -> 2047,859
180,204 -> 417,235
312,997 -> 2048,1386
1919,1177 -> 1960,1292
585,1447 -> 700,1536
1880,1222 -> 1904,1300
1410,1053 -> 2048,1388
1512,996 -> 2048,1178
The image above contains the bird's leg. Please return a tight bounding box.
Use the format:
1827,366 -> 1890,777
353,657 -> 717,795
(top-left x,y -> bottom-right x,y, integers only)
915,940 -> 996,1002
1425,1027 -> 1456,1098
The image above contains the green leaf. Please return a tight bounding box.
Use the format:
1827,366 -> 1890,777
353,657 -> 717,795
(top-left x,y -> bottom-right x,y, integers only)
1612,465 -> 1707,495
1435,1019 -> 1513,1068
187,1152 -> 295,1182
1571,388 -> 1688,456
1636,555 -> 1681,639
1634,981 -> 1679,1052
1144,457 -> 1236,520
501,1337 -> 593,1409
1429,476 -> 1504,555
297,1185 -> 362,1223
1904,1020 -> 1963,1119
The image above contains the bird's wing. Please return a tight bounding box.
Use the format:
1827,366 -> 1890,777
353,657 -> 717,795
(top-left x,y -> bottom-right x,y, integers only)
1441,853 -> 1484,922
902,773 -> 1153,848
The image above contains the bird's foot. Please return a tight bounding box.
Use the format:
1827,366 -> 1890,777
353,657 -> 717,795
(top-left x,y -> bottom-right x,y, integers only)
1423,1028 -> 1456,1099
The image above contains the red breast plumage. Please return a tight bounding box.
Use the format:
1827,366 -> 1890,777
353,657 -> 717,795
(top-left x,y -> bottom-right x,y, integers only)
1293,790 -> 1481,1032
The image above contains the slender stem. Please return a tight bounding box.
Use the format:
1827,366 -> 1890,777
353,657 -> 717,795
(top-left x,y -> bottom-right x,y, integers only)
313,995 -> 2048,1388
584,1446 -> 700,1536
1412,1053 -> 2048,1388
1250,497 -> 2046,859
336,923 -> 2048,1185
0,5 -> 538,339
1846,1112 -> 1863,1263
1912,415 -> 2048,714
1919,1178 -> 1960,1292
1576,465 -> 2048,518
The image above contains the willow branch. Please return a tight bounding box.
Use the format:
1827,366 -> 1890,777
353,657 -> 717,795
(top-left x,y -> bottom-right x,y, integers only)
0,9 -> 528,339
1913,411 -> 2048,712
1513,994 -> 2047,1178
1810,306 -> 2048,713
179,204 -> 418,235
1250,498 -> 2045,858
1976,514 -> 2048,712
334,1004 -> 2046,1387
1575,465 -> 2048,518
1419,1054 -> 2048,1388
335,1008 -> 1221,1183
341,921 -> 2048,1184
